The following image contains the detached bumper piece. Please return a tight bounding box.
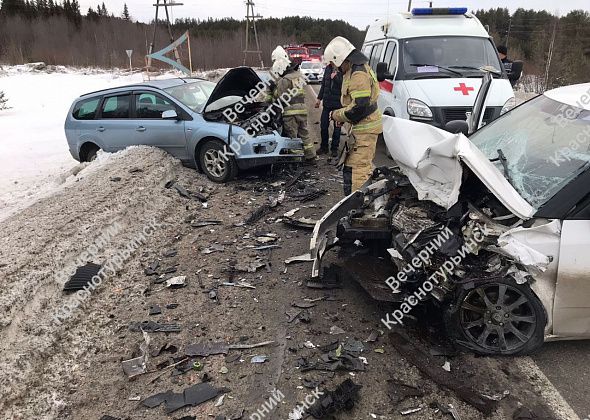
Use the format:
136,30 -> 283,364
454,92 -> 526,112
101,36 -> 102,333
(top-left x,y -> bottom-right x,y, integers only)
63,262 -> 101,292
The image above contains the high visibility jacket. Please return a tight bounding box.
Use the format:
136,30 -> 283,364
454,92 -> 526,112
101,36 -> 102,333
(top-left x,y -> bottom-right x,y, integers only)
274,70 -> 308,117
332,63 -> 382,134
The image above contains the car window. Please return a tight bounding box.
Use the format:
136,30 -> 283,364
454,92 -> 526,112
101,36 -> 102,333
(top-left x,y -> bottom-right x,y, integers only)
383,41 -> 398,74
73,97 -> 100,120
135,92 -> 176,119
165,81 -> 215,113
362,44 -> 372,58
369,43 -> 384,71
101,95 -> 130,119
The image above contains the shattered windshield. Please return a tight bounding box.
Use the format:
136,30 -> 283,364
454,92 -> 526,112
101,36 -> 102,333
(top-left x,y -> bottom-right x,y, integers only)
164,80 -> 215,113
470,95 -> 590,211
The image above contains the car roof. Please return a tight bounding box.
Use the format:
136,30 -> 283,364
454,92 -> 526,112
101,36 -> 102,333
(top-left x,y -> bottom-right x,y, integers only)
365,12 -> 489,41
544,83 -> 590,111
78,77 -> 207,99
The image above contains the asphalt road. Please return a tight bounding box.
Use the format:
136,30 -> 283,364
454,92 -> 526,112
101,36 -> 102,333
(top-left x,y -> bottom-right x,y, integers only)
310,82 -> 590,419
534,341 -> 590,418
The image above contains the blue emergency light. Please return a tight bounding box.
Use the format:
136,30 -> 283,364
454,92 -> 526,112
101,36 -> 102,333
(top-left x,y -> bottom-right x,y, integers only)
411,7 -> 468,15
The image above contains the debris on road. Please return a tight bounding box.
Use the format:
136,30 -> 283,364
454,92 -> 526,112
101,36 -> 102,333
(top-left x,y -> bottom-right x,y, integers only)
121,331 -> 150,378
62,262 -> 101,291
389,332 -> 496,414
387,380 -> 423,405
307,379 -> 361,419
142,382 -> 227,413
128,321 -> 181,333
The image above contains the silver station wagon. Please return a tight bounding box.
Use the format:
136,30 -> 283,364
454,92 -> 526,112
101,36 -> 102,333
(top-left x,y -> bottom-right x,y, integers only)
64,67 -> 304,182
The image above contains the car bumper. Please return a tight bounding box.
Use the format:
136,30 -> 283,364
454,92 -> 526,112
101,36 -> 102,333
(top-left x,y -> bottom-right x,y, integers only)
234,136 -> 304,170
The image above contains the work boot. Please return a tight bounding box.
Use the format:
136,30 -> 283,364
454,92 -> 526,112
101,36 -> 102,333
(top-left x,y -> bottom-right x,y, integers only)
317,147 -> 329,155
330,149 -> 338,158
303,157 -> 318,166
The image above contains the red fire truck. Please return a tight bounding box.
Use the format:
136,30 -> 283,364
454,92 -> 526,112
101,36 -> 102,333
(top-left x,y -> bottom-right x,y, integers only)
285,43 -> 323,63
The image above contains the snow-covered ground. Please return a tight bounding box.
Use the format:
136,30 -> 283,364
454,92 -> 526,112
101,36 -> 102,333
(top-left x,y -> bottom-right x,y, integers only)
0,65 -> 229,222
0,66 -> 151,221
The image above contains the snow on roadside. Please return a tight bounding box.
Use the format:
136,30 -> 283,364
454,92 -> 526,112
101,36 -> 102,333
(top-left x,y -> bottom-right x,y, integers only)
0,67 -> 149,221
0,65 -> 230,222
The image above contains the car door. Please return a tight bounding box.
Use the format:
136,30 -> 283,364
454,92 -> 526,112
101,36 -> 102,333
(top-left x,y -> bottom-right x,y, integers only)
95,93 -> 133,152
553,215 -> 590,338
132,91 -> 187,159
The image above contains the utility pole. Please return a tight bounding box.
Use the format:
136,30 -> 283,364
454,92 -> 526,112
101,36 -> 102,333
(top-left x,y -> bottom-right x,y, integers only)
505,16 -> 512,48
544,17 -> 558,91
148,0 -> 183,69
243,0 -> 264,68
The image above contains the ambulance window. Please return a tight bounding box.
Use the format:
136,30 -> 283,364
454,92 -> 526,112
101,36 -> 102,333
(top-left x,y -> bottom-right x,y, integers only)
362,44 -> 373,58
369,43 -> 384,70
383,42 -> 398,74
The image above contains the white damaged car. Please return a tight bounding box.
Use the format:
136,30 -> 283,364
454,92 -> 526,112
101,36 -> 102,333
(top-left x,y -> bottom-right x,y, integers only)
309,76 -> 590,355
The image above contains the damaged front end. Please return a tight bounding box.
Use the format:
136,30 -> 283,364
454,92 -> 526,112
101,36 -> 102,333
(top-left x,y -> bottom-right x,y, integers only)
310,116 -> 558,355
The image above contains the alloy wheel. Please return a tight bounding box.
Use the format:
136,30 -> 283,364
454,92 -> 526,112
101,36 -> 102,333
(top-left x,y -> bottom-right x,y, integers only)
459,282 -> 537,353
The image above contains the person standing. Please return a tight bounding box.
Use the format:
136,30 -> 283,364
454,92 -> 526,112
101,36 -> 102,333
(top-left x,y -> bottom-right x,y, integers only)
323,36 -> 382,195
271,46 -> 317,164
315,63 -> 343,157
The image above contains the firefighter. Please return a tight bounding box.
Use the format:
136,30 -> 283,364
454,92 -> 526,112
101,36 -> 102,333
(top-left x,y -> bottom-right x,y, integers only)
271,47 -> 317,163
324,36 -> 382,195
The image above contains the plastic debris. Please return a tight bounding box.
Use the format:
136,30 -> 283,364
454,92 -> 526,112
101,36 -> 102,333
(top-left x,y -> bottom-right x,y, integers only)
129,321 -> 181,333
63,263 -> 101,292
121,331 -> 151,378
251,355 -> 268,363
330,326 -> 345,335
307,379 -> 362,419
142,382 -> 227,413
165,276 -> 186,288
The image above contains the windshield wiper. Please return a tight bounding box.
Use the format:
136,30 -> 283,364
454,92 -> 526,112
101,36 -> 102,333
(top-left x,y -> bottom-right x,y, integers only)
490,149 -> 514,185
449,65 -> 501,77
409,63 -> 464,77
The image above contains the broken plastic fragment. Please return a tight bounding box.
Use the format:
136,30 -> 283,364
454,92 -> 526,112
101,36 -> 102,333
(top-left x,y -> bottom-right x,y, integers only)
250,355 -> 268,363
285,253 -> 313,264
63,263 -> 102,292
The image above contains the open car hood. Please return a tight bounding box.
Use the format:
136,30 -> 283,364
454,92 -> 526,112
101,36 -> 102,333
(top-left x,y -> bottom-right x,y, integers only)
203,67 -> 263,113
382,115 -> 535,220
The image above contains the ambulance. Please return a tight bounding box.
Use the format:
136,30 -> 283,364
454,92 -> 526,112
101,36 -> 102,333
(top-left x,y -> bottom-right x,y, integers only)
363,7 -> 515,130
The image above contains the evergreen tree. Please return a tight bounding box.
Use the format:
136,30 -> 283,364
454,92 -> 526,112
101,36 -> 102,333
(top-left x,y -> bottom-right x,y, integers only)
0,91 -> 10,111
122,3 -> 130,21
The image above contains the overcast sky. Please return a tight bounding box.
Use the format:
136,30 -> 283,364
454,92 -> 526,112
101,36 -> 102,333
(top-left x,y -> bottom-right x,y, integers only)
82,0 -> 589,29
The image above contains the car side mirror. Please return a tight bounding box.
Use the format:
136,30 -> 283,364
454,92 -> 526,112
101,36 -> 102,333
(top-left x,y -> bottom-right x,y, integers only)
376,62 -> 393,82
162,109 -> 179,120
444,120 -> 469,136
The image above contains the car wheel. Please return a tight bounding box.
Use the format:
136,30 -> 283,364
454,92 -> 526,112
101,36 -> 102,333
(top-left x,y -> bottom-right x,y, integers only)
198,139 -> 238,183
85,145 -> 100,162
446,279 -> 546,356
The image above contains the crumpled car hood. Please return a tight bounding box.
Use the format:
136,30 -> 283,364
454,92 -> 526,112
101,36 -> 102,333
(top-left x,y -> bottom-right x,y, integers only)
382,116 -> 535,220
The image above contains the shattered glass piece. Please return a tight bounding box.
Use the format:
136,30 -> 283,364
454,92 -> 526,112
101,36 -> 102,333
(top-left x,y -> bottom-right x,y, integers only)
250,355 -> 268,363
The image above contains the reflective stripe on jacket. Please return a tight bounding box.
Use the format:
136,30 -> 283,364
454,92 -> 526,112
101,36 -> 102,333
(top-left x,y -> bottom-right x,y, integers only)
333,63 -> 382,134
274,70 -> 308,117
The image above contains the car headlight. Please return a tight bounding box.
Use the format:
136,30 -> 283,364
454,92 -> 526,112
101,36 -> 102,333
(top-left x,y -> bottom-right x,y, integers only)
407,98 -> 433,120
501,97 -> 516,115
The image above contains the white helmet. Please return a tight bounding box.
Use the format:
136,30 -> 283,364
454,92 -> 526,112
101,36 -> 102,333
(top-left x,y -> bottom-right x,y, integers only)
271,46 -> 290,63
323,36 -> 355,67
271,57 -> 290,78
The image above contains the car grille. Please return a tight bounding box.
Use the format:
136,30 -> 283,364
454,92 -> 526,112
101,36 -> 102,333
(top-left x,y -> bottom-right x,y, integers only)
440,107 -> 498,125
